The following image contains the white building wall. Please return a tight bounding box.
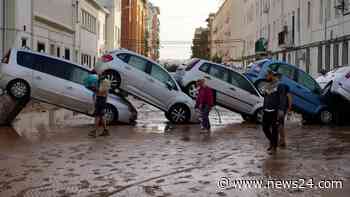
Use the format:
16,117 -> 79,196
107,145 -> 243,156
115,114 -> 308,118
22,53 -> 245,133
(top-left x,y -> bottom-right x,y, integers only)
0,0 -> 3,57
236,0 -> 350,77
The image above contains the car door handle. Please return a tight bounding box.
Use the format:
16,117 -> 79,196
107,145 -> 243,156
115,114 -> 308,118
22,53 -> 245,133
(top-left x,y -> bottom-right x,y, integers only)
125,66 -> 132,70
230,87 -> 236,91
35,76 -> 42,80
66,86 -> 73,90
296,85 -> 302,89
204,76 -> 211,80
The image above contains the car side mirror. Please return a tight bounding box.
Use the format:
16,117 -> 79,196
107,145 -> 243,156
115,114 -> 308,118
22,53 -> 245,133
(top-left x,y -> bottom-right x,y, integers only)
166,81 -> 173,90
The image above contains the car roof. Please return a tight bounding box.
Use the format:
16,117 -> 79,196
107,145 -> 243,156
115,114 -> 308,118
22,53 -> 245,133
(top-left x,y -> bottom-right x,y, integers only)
13,48 -> 92,71
198,59 -> 244,74
109,48 -> 163,67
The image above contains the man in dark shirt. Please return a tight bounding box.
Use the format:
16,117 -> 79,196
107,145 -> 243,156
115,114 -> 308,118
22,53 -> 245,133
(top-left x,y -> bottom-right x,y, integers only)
261,70 -> 290,154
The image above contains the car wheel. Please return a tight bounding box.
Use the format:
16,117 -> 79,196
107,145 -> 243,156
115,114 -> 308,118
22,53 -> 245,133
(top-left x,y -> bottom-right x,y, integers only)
254,108 -> 264,124
186,82 -> 198,99
168,104 -> 190,124
255,80 -> 269,93
319,109 -> 333,125
104,104 -> 118,125
7,79 -> 30,100
103,70 -> 121,90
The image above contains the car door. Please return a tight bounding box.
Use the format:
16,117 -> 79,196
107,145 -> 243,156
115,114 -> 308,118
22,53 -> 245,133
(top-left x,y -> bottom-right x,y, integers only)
62,65 -> 94,114
295,70 -> 322,114
229,71 -> 261,114
204,64 -> 237,108
145,62 -> 179,110
117,53 -> 149,99
32,55 -> 68,105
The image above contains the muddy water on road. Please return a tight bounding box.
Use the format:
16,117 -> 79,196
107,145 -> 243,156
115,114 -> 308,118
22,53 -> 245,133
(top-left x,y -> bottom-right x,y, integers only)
0,106 -> 349,197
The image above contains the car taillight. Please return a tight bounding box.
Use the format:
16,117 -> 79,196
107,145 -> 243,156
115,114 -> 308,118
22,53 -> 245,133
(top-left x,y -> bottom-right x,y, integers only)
346,72 -> 350,79
101,54 -> 113,62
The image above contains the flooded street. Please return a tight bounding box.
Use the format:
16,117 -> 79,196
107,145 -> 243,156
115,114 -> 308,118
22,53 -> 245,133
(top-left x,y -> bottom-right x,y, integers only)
0,102 -> 350,197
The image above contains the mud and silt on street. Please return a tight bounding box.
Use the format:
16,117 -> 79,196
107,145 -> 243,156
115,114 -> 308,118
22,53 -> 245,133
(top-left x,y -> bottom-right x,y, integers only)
0,101 -> 350,197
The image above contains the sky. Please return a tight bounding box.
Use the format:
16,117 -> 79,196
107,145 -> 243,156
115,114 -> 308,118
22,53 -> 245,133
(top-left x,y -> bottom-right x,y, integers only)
150,0 -> 222,60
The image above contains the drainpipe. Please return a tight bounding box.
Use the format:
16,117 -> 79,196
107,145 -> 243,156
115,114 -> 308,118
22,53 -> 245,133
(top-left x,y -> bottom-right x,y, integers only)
2,0 -> 6,56
30,0 -> 34,50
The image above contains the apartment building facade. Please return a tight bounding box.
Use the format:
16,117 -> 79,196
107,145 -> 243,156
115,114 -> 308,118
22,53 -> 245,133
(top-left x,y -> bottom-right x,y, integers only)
0,0 -> 119,69
210,0 -> 244,64
146,2 -> 160,60
98,0 -> 122,51
211,0 -> 350,77
121,0 -> 147,55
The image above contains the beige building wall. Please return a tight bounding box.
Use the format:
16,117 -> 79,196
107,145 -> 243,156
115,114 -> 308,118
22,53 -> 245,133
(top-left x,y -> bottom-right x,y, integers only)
78,0 -> 108,68
98,0 -> 122,51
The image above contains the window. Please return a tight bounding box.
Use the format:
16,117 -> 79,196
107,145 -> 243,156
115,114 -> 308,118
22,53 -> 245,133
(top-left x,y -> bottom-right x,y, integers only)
318,46 -> 323,72
37,42 -> 45,53
127,55 -> 148,72
82,10 -> 97,34
21,38 -> 27,48
149,63 -> 177,90
17,52 -> 34,69
57,47 -> 60,57
333,43 -> 339,67
33,55 -> 70,80
208,64 -> 229,82
230,71 -> 257,95
325,45 -> 331,71
70,66 -> 90,85
326,0 -> 331,21
297,70 -> 319,92
64,48 -> 70,60
342,41 -> 349,65
199,63 -> 210,73
276,64 -> 295,80
268,63 -> 279,71
117,53 -> 129,62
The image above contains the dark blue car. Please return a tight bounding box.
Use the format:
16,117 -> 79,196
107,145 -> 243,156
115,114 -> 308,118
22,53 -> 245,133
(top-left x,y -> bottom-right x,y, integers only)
245,59 -> 333,124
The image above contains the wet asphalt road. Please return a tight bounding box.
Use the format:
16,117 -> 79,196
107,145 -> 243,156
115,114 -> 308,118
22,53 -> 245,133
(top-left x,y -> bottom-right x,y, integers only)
0,103 -> 350,197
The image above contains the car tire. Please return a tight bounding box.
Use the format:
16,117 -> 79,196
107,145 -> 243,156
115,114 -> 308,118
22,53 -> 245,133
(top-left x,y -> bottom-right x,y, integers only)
186,82 -> 198,99
319,109 -> 333,125
254,108 -> 264,124
103,70 -> 121,90
104,104 -> 118,125
7,79 -> 30,100
167,104 -> 190,124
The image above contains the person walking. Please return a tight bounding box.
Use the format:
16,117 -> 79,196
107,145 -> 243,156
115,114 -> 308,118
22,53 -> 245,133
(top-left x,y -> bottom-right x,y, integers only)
195,79 -> 214,133
89,75 -> 111,138
261,70 -> 290,154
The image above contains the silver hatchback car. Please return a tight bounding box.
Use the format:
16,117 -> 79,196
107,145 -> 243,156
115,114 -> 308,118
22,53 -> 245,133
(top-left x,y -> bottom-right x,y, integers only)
0,48 -> 137,124
94,49 -> 198,124
179,59 -> 264,122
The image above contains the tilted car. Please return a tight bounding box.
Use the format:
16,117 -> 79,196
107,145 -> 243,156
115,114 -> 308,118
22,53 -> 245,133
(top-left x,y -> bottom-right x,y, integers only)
0,48 -> 137,125
94,49 -> 198,124
245,59 -> 333,124
316,66 -> 349,89
322,66 -> 350,102
178,59 -> 264,123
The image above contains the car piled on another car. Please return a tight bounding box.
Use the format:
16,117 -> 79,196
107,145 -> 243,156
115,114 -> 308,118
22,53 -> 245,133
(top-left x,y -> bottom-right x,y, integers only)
0,48 -> 137,125
245,59 -> 333,124
178,58 -> 264,123
94,49 -> 198,124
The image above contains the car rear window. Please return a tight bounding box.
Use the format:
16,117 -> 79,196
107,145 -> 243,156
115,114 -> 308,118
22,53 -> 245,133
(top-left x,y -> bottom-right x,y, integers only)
185,58 -> 200,71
